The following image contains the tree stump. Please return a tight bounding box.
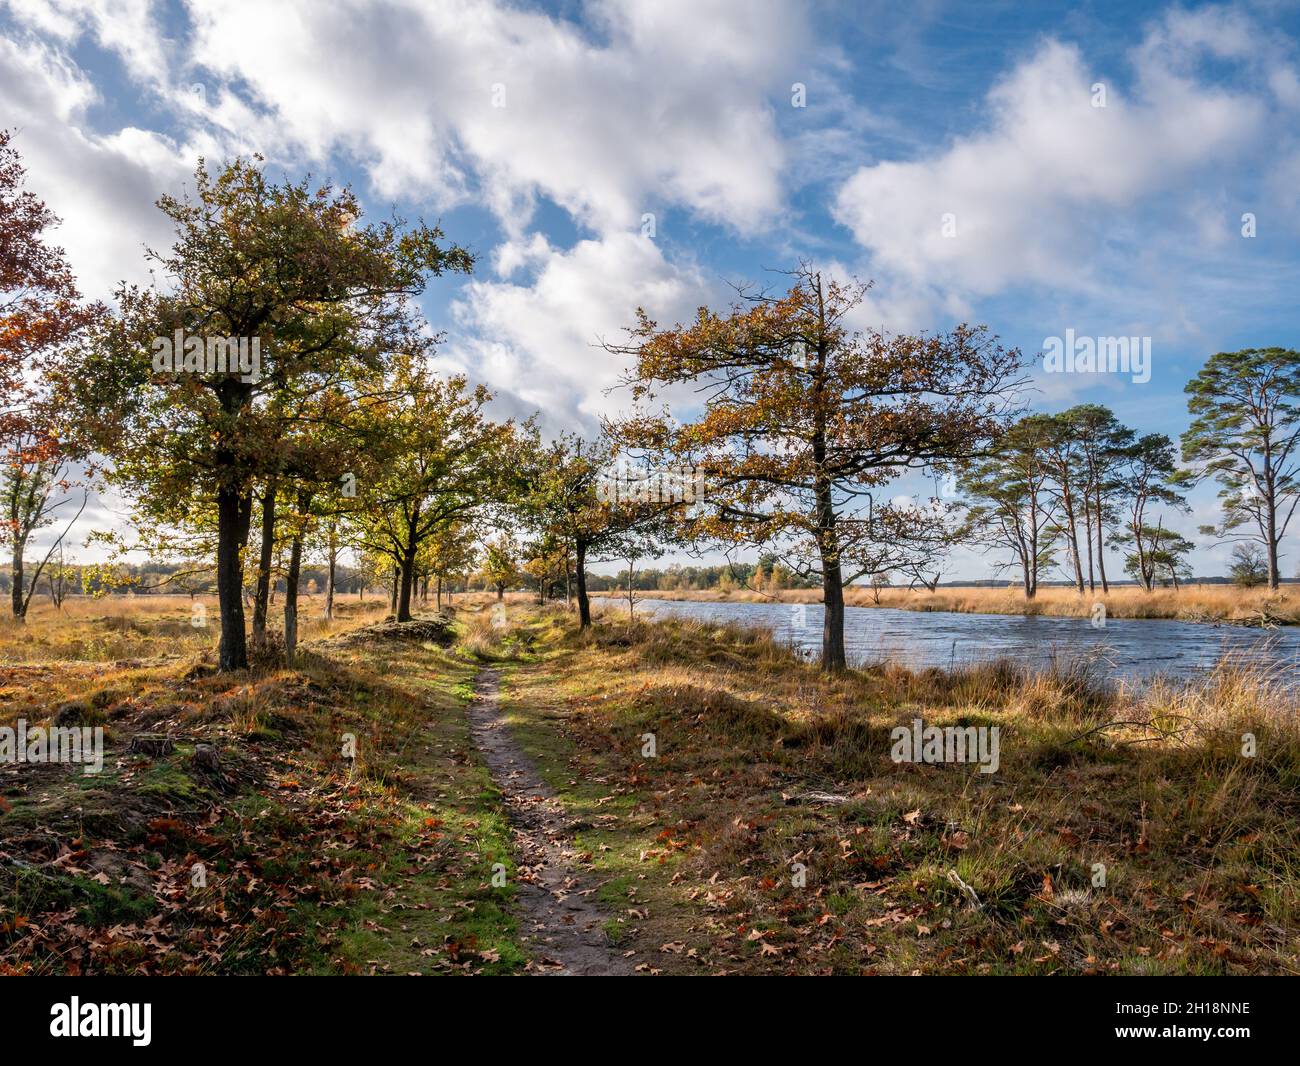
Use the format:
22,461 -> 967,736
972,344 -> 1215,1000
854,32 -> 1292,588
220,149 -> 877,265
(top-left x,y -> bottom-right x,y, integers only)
128,734 -> 174,757
192,743 -> 221,773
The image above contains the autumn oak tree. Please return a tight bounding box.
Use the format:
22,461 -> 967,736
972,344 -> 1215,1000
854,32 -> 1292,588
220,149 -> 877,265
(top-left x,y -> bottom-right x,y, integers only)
612,267 -> 1025,670
480,534 -> 519,601
528,431 -> 683,628
350,360 -> 531,623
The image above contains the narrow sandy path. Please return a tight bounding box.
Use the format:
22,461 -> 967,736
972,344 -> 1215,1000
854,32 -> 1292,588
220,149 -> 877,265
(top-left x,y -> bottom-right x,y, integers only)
469,667 -> 634,976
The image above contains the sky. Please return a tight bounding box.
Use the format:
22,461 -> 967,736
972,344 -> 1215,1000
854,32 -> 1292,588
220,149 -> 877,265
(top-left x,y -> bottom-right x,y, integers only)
3,0 -> 1298,581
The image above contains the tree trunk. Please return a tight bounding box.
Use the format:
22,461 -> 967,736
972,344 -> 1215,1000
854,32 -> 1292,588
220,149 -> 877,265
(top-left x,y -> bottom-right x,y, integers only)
324,522 -> 337,621
815,479 -> 846,669
1134,523 -> 1154,591
1095,485 -> 1109,593
283,490 -> 310,663
1021,520 -> 1038,599
390,563 -> 398,613
1082,498 -> 1096,593
216,485 -> 251,671
1267,500 -> 1281,590
575,540 -> 591,627
10,540 -> 25,621
436,573 -> 442,611
1027,506 -> 1040,599
395,507 -> 421,622
397,545 -> 417,622
820,562 -> 846,671
252,478 -> 277,646
1062,491 -> 1084,593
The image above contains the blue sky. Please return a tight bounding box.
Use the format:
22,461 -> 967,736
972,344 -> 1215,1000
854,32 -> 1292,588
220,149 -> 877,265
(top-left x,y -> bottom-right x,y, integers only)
2,0 -> 1298,579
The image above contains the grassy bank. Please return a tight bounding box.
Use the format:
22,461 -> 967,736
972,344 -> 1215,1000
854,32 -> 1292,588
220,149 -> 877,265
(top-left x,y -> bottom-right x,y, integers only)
492,607 -> 1299,974
5,596 -> 1296,975
595,584 -> 1300,626
0,597 -> 525,975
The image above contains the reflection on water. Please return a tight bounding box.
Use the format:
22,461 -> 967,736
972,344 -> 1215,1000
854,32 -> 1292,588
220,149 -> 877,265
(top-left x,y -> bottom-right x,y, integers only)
621,597 -> 1300,684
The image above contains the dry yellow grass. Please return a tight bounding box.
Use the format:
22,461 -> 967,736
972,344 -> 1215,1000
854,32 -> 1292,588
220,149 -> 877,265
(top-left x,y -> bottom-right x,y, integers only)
3,596 -> 1295,974
596,583 -> 1300,625
0,593 -> 395,664
501,609 -> 1300,974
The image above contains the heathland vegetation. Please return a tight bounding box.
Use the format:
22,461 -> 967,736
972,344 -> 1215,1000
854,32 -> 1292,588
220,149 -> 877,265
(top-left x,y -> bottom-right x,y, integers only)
2,597 -> 1296,974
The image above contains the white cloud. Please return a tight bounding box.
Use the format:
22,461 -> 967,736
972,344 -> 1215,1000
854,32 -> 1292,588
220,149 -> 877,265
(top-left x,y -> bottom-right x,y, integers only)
184,0 -> 804,236
833,14 -> 1280,299
446,231 -> 708,429
492,232 -> 554,279
0,0 -> 813,429
0,31 -> 190,297
5,0 -> 170,88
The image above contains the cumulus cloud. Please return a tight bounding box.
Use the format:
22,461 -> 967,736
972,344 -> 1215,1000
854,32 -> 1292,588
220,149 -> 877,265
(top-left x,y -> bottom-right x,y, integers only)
0,30 -> 190,297
832,7 -> 1289,300
5,0 -> 169,88
0,0 -> 822,429
445,231 -> 709,430
183,0 -> 804,236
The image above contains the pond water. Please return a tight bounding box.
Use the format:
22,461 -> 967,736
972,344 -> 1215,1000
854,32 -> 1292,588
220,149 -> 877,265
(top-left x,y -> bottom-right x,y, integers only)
616,597 -> 1300,684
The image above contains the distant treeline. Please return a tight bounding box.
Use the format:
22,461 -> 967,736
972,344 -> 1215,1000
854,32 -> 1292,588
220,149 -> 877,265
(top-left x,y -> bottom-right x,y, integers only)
926,576 -> 1296,588
578,568 -> 1295,593
585,558 -> 819,592
6,558 -> 1292,601
6,558 -> 1291,600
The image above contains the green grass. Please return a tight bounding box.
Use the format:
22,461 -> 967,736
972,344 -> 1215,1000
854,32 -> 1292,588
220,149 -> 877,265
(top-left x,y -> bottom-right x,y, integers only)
286,636 -> 529,975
